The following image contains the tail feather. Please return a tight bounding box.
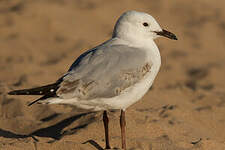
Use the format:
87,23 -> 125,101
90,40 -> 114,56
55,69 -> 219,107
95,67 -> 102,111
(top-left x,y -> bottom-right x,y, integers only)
8,83 -> 59,95
8,78 -> 64,106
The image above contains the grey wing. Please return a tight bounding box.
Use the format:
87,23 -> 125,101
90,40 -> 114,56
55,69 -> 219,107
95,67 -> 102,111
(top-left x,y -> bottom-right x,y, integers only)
56,45 -> 152,100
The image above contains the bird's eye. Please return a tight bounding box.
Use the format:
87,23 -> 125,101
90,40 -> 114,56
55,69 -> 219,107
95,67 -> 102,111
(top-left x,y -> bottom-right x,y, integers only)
142,22 -> 149,27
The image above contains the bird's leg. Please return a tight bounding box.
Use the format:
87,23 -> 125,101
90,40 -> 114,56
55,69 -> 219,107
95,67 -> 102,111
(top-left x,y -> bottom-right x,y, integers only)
103,110 -> 111,149
120,109 -> 126,150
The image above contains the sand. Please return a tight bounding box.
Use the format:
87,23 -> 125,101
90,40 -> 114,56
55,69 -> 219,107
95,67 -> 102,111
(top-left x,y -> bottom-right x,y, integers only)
0,0 -> 225,150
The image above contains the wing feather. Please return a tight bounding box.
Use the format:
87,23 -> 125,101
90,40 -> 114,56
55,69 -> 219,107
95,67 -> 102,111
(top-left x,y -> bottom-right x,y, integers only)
57,44 -> 152,100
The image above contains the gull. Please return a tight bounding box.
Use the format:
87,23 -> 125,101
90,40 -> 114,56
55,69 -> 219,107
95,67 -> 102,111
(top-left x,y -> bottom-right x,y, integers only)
8,10 -> 177,150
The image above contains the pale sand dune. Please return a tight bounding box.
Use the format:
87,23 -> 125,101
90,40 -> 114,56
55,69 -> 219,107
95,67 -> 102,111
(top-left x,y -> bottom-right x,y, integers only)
0,0 -> 225,150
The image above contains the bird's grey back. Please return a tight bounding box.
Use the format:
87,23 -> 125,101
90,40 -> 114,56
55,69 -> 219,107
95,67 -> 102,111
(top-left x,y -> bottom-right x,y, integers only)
57,44 -> 152,100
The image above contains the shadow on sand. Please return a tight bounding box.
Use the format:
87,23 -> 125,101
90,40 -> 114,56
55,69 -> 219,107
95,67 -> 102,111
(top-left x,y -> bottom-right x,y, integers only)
0,112 -> 96,140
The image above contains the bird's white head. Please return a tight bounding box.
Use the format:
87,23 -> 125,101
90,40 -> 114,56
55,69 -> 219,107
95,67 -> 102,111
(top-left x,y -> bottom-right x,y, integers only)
112,11 -> 177,42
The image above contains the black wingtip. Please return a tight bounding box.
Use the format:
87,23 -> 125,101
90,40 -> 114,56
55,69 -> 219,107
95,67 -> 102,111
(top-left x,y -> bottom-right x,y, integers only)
27,101 -> 36,106
8,91 -> 17,95
8,90 -> 30,95
27,98 -> 41,106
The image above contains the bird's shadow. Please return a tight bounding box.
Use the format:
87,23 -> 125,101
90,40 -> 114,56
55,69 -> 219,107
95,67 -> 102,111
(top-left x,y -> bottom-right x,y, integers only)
0,111 -> 116,150
0,112 -> 96,141
83,140 -> 120,150
83,140 -> 104,150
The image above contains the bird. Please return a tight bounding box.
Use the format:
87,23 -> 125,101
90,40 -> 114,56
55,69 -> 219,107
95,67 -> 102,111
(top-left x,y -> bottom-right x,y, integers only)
8,10 -> 177,150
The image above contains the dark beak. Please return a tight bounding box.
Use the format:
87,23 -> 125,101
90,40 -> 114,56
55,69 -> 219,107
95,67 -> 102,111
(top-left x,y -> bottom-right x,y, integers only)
155,29 -> 177,40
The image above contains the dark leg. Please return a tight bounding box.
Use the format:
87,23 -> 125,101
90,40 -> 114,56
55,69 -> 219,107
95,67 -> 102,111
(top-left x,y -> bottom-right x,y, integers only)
103,111 -> 111,149
120,110 -> 126,150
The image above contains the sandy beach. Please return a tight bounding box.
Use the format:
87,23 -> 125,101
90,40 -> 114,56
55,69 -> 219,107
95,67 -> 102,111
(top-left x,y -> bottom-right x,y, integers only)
0,0 -> 225,149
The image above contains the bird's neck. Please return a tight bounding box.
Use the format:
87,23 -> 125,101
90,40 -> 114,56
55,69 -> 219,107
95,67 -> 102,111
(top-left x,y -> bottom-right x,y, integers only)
113,37 -> 160,55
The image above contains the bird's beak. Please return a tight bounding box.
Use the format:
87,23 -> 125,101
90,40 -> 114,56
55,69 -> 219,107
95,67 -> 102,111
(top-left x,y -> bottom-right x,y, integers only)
155,29 -> 177,40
